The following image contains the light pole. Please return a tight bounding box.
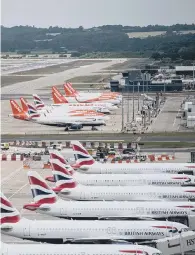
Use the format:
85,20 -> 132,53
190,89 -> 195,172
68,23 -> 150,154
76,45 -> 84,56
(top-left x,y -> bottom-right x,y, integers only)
132,81 -> 135,122
137,82 -> 140,112
121,88 -> 124,131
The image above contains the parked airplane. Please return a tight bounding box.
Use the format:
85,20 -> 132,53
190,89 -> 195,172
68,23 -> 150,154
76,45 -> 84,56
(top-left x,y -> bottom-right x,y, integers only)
9,100 -> 83,130
71,141 -> 195,175
21,97 -> 109,120
53,85 -> 121,105
46,150 -> 195,187
18,102 -> 106,129
49,156 -> 195,201
33,93 -> 113,114
1,242 -> 163,255
64,82 -> 122,101
24,171 -> 195,229
52,86 -> 120,107
49,88 -> 118,110
1,190 -> 188,244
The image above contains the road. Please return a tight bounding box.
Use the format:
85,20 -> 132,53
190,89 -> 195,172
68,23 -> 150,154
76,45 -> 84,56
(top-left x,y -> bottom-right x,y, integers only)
2,133 -> 195,143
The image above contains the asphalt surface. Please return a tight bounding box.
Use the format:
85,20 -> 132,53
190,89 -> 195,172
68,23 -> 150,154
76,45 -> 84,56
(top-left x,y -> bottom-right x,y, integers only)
1,133 -> 195,143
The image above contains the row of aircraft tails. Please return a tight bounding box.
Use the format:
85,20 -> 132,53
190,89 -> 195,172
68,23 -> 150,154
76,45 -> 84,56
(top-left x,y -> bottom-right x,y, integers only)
1,141 -> 195,247
1,141 -> 195,254
9,83 -> 121,131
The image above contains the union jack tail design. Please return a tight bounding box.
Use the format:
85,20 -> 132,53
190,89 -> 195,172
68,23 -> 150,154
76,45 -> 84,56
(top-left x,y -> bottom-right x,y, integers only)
23,171 -> 57,211
0,192 -> 20,224
33,94 -> 45,110
45,150 -> 74,182
71,140 -> 95,167
64,82 -> 78,97
50,153 -> 77,192
27,103 -> 40,119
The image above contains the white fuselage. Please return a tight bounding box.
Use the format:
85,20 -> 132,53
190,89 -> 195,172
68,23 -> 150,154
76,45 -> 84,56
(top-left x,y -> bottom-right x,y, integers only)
52,102 -> 117,111
59,184 -> 195,201
39,104 -> 111,114
32,114 -> 106,127
78,162 -> 195,175
75,96 -> 121,105
73,172 -> 195,186
30,199 -> 195,229
1,218 -> 188,244
1,243 -> 162,255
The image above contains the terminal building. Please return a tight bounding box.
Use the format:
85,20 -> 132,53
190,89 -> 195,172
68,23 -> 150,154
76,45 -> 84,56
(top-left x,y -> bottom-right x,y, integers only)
110,70 -> 183,92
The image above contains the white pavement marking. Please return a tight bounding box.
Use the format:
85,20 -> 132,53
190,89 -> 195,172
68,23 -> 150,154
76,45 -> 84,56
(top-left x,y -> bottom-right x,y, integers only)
8,183 -> 29,199
1,166 -> 23,184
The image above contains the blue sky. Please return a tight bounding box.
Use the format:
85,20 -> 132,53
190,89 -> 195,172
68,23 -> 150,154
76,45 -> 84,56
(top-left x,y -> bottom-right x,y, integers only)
1,0 -> 195,28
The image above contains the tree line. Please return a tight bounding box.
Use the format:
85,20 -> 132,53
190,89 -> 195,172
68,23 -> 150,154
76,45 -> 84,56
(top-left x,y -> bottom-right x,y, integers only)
1,24 -> 195,60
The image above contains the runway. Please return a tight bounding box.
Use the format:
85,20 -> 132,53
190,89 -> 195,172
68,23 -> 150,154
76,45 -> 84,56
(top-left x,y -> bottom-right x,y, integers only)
2,133 -> 195,143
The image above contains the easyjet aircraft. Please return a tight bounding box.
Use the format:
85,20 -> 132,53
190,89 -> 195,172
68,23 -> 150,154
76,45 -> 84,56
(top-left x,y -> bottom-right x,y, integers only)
1,242 -> 162,255
71,141 -> 195,175
1,191 -> 188,244
46,150 -> 195,187
24,171 -> 195,230
49,156 -> 195,201
10,100 -> 106,130
33,93 -> 113,114
52,86 -> 120,106
64,82 -> 121,101
21,97 -> 109,120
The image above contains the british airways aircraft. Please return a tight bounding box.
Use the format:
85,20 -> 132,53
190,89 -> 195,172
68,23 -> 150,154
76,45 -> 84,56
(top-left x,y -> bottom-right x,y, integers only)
1,242 -> 162,255
1,191 -> 188,244
71,141 -> 195,175
48,156 -> 195,201
46,150 -> 195,187
24,172 -> 195,229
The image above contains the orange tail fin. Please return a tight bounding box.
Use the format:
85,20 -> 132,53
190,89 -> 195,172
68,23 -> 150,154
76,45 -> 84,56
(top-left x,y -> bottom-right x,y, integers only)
20,97 -> 28,112
10,100 -> 28,120
64,82 -> 78,97
52,86 -> 68,104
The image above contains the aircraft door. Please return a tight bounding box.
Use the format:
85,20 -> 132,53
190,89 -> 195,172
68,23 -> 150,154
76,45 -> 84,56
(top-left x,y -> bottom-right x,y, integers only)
23,226 -> 30,237
60,207 -> 67,217
80,191 -> 86,200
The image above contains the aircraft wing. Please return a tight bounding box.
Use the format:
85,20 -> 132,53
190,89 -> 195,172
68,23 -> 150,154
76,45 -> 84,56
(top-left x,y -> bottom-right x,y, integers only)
66,236 -> 129,243
98,215 -> 156,220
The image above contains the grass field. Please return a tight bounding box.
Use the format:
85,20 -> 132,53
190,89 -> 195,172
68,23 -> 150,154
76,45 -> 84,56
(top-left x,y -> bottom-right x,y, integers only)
127,30 -> 195,38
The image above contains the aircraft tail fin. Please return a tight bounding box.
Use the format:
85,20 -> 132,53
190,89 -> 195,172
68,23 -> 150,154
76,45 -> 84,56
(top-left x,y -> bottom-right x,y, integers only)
64,82 -> 78,96
33,94 -> 45,110
24,171 -> 57,211
50,151 -> 77,192
27,103 -> 40,119
9,100 -> 29,120
0,192 -> 21,224
71,140 -> 95,167
20,97 -> 28,112
52,86 -> 68,104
